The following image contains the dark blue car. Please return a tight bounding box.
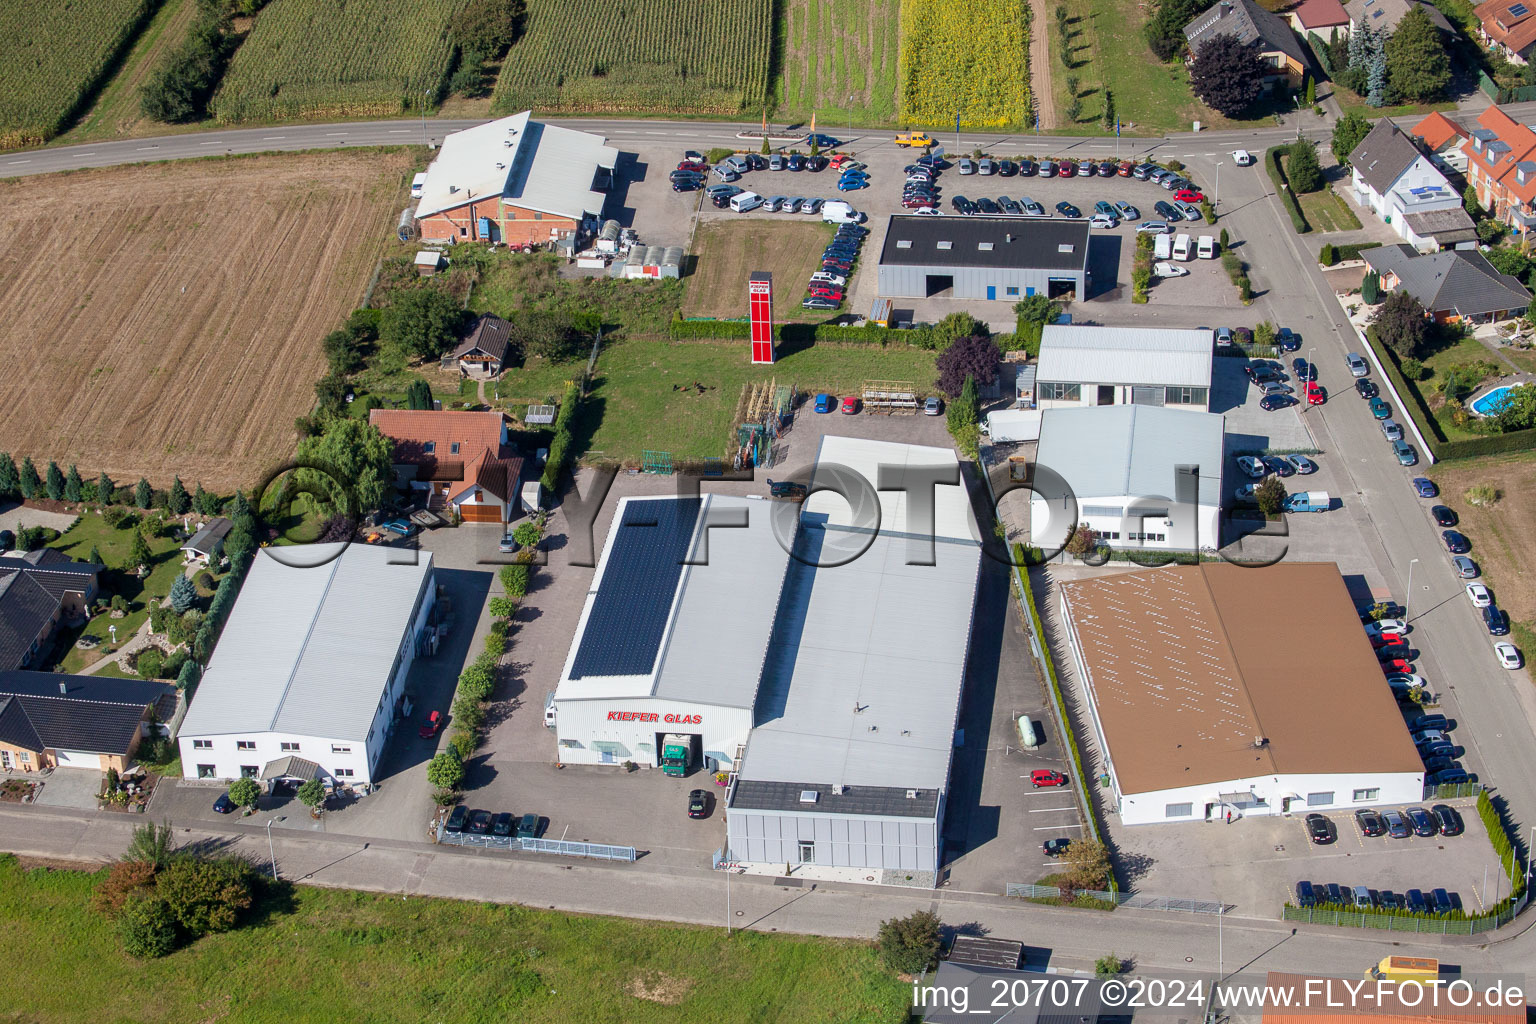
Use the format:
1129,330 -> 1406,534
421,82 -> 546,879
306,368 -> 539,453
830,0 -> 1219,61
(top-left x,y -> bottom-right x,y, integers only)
1413,477 -> 1438,498
213,792 -> 236,814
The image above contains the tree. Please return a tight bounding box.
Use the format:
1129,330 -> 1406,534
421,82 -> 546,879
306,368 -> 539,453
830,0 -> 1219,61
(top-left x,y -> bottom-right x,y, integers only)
1189,35 -> 1267,117
1304,75 -> 1315,107
97,471 -> 115,506
126,530 -> 154,575
405,378 -> 434,410
321,328 -> 365,376
1386,6 -> 1451,102
1014,294 -> 1062,356
1101,89 -> 1116,132
297,777 -> 326,812
1255,476 -> 1287,516
1370,291 -> 1431,358
1478,218 -> 1507,245
948,374 -> 979,434
1360,270 -> 1382,304
875,910 -> 942,974
169,574 -> 198,613
1145,0 -> 1215,60
91,859 -> 158,918
509,310 -> 597,362
64,464 -> 83,503
44,461 -> 64,501
139,7 -> 232,123
87,545 -> 104,568
136,648 -> 164,680
1332,111 -> 1371,165
134,477 -> 153,509
1464,182 -> 1482,220
1059,838 -> 1112,892
194,482 -> 218,517
1064,523 -> 1096,557
0,453 -> 16,499
451,0 -> 525,57
1286,141 -> 1323,193
123,821 -> 177,870
381,288 -> 465,360
512,521 -> 542,548
118,892 -> 179,959
934,335 -> 999,397
295,418 -> 395,517
227,777 -> 262,809
176,659 -> 201,694
1487,246 -> 1533,284
168,477 -> 190,515
426,749 -> 466,791
1366,31 -> 1388,105
18,456 -> 38,499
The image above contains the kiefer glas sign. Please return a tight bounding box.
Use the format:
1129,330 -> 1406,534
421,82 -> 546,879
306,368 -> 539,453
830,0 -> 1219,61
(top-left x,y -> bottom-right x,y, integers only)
749,271 -> 774,364
605,711 -> 704,725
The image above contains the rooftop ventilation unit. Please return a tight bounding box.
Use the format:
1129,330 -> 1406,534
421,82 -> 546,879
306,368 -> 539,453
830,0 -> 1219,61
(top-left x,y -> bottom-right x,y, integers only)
831,784 -> 845,795
978,242 -> 994,251
906,789 -> 918,799
1058,244 -> 1075,253
896,239 -> 912,249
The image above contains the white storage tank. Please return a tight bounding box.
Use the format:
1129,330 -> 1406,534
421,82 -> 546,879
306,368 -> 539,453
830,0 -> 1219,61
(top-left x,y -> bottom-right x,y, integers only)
1016,715 -> 1039,749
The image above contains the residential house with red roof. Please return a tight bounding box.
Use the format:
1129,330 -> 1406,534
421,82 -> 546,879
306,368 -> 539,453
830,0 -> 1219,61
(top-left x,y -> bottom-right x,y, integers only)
1288,0 -> 1350,36
1464,104 -> 1536,234
1476,0 -> 1536,62
1409,111 -> 1470,173
368,409 -> 525,524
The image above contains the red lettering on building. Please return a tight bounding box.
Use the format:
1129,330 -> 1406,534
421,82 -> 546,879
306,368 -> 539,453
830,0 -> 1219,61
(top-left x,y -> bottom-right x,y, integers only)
602,710 -> 703,725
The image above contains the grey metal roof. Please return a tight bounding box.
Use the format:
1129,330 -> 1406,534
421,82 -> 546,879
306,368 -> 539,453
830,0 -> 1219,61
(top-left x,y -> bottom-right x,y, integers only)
1363,245 -> 1532,316
878,215 -> 1090,271
1343,0 -> 1451,33
178,544 -> 433,741
729,779 -> 940,817
1036,324 -> 1214,388
1185,0 -> 1306,63
262,755 -> 320,781
1401,207 -> 1478,243
183,517 -> 232,557
1035,405 -> 1226,507
0,671 -> 175,755
1350,120 -> 1424,194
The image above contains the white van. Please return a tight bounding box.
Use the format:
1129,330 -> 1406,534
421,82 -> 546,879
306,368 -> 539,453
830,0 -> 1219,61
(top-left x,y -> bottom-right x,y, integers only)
1172,234 -> 1193,261
410,172 -> 427,199
1154,232 -> 1173,260
1197,235 -> 1216,259
730,191 -> 764,213
822,200 -> 861,224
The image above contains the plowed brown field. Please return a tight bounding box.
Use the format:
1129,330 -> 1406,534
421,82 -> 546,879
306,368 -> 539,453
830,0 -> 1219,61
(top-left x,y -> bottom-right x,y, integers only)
0,149 -> 413,491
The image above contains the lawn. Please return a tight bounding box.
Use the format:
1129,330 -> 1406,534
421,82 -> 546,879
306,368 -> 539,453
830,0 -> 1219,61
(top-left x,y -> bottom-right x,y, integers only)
777,0 -> 901,126
1296,187 -> 1362,233
470,254 -> 685,340
1414,333 -> 1508,441
683,220 -> 839,322
581,339 -> 937,463
48,512 -> 187,673
0,854 -> 908,1023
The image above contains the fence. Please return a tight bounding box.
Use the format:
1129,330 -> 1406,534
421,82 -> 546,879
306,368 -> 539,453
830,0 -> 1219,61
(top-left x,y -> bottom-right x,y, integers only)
1282,890 -> 1528,934
1006,882 -> 1226,915
1479,71 -> 1536,103
437,826 -> 638,862
1425,781 -> 1482,800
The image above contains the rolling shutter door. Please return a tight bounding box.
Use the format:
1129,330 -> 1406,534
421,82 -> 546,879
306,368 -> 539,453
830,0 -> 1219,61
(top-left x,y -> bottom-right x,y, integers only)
1131,386 -> 1164,406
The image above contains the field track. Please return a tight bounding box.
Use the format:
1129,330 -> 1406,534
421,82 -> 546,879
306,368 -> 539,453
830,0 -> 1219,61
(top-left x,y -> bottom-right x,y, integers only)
0,149 -> 414,491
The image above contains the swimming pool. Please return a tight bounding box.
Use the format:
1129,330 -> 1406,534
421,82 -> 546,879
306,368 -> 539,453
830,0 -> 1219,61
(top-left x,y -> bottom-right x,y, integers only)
1470,384 -> 1526,417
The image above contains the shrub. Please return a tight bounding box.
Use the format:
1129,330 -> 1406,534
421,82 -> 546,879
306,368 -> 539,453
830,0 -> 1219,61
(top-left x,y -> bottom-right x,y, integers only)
875,910 -> 942,973
1319,243 -> 1338,266
426,749 -> 465,790
118,893 -> 178,959
1399,357 -> 1427,381
163,648 -> 189,681
501,563 -> 531,598
227,777 -> 261,809
135,648 -> 165,680
1096,953 -> 1125,977
102,505 -> 133,529
1266,146 -> 1310,233
457,663 -> 495,701
1256,476 -> 1287,516
91,860 -> 158,917
155,856 -> 256,935
488,596 -> 517,619
1465,483 -> 1500,506
448,730 -> 476,761
451,692 -> 487,730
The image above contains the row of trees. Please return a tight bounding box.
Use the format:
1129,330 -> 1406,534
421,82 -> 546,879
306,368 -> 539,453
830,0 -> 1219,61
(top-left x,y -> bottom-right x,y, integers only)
1324,10 -> 1451,108
0,456 -> 216,516
139,0 -> 240,123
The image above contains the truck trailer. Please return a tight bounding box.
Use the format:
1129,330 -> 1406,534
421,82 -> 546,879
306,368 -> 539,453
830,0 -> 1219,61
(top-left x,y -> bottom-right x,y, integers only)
981,409 -> 1042,443
660,733 -> 695,776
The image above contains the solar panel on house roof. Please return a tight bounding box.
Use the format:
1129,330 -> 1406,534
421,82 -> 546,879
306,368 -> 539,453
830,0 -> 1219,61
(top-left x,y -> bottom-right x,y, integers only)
568,498 -> 701,678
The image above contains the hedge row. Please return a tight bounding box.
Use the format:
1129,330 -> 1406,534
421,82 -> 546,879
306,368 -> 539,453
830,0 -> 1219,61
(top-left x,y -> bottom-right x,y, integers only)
1477,790 -> 1527,898
1266,146 -> 1311,234
1319,241 -> 1383,266
670,315 -> 936,349
540,381 -> 582,492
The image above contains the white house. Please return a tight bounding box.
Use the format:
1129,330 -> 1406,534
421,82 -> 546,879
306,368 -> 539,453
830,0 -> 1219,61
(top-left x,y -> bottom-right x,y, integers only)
1057,563 -> 1424,826
177,543 -> 437,790
1350,120 -> 1478,251
1030,405 -> 1224,553
1034,325 -> 1213,413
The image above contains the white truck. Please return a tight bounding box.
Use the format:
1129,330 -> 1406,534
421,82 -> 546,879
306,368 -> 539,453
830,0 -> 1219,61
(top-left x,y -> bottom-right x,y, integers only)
981,409 -> 1042,442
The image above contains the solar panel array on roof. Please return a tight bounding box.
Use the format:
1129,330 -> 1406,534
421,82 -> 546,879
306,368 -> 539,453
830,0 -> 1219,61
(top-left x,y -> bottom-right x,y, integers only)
568,498 -> 701,679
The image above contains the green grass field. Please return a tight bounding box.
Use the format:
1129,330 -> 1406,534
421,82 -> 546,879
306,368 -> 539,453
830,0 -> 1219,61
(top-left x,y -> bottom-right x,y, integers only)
1296,187 -> 1363,233
777,0 -> 901,127
0,0 -> 158,148
0,855 -> 908,1023
581,339 -> 938,462
211,0 -> 468,123
491,0 -> 773,116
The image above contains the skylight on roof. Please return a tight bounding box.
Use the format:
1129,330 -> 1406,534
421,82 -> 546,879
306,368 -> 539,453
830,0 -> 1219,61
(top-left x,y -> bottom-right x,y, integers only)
978,242 -> 994,251
936,240 -> 952,250
896,239 -> 912,248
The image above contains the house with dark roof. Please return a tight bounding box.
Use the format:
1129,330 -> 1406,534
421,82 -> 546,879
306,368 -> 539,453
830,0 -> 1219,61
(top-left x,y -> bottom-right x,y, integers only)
1349,120 -> 1476,250
447,314 -> 515,379
1477,0 -> 1536,62
368,409 -> 525,524
1184,0 -> 1309,87
1343,0 -> 1453,35
0,552 -> 101,673
0,671 -> 176,773
1363,244 -> 1532,322
1463,104 -> 1536,234
181,517 -> 232,566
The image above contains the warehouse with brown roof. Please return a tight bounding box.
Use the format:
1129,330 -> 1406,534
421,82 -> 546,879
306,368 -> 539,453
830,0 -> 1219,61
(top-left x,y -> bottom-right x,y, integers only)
1055,563 -> 1424,825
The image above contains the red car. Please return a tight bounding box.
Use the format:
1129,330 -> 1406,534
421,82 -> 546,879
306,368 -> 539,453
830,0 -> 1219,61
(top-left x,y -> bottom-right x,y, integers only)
1369,632 -> 1403,649
1175,189 -> 1204,203
840,396 -> 860,414
418,710 -> 442,739
1380,658 -> 1412,676
1031,769 -> 1068,788
1058,161 -> 1077,177
809,288 -> 844,301
676,159 -> 707,172
1117,161 -> 1135,177
1306,384 -> 1326,406
902,197 -> 936,209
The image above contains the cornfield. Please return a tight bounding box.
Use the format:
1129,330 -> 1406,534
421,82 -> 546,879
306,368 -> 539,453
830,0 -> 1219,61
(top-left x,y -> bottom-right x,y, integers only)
210,0 -> 469,123
491,0 -> 772,116
898,0 -> 1031,129
0,0 -> 158,149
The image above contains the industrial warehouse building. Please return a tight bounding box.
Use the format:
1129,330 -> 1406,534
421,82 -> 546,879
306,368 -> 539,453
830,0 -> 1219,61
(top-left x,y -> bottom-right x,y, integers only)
414,111 -> 618,248
177,544 -> 438,791
1034,325 -> 1214,413
553,437 -> 981,884
1056,563 -> 1424,826
1031,405 -> 1225,552
876,216 -> 1089,301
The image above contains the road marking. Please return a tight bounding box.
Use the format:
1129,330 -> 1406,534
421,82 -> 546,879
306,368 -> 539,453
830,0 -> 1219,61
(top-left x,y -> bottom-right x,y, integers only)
261,136 -> 286,140
1028,806 -> 1077,813
1034,823 -> 1084,830
388,129 -> 409,133
325,132 -> 348,136
199,140 -> 221,145
645,131 -> 666,135
614,129 -> 637,133
136,146 -> 158,151
6,159 -> 30,165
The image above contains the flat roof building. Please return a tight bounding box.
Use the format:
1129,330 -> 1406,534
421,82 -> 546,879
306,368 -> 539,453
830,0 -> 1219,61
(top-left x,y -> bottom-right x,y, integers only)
1035,324 -> 1214,413
177,544 -> 437,790
1057,563 -> 1423,825
877,216 -> 1089,302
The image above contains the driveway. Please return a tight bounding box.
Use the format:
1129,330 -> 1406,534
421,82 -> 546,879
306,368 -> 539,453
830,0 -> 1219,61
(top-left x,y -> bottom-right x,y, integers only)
30,767 -> 102,810
0,502 -> 79,537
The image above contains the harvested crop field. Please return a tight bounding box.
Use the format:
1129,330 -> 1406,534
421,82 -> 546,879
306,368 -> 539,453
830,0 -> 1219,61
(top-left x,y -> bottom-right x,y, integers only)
1427,452 -> 1536,638
682,220 -> 837,322
0,149 -> 415,491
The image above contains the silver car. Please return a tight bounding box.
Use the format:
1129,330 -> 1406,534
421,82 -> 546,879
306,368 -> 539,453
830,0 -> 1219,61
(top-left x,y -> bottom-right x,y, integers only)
1178,201 -> 1203,221
1346,352 -> 1369,377
1381,419 -> 1404,442
1452,555 -> 1479,579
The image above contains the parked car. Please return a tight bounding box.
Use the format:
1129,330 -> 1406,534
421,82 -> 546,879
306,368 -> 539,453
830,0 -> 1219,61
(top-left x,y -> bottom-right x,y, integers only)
1495,641 -> 1523,668
1260,394 -> 1298,411
1286,454 -> 1317,475
998,160 -> 1018,176
516,812 -> 540,839
1431,768 -> 1470,785
1452,555 -> 1479,578
1277,327 -> 1300,351
466,809 -> 493,834
1370,398 -> 1391,420
1031,769 -> 1068,787
492,811 -> 515,836
1055,201 -> 1081,218
1428,505 -> 1458,528
814,393 -> 837,414
1382,809 -> 1410,838
1355,809 -> 1387,837
1431,888 -> 1456,914
1466,583 -> 1493,608
1137,220 -> 1170,234
1216,326 -> 1233,347
1355,379 -> 1378,399
1153,262 -> 1189,278
1413,477 -> 1438,498
1405,806 -> 1438,837
1114,201 -> 1140,220
1404,889 -> 1428,914
1295,880 -> 1317,907
1174,189 -> 1204,203
1043,837 -> 1073,856
213,792 -> 236,814
924,396 -> 943,415
957,158 -> 976,175
418,710 -> 442,739
1291,358 -> 1316,382
1394,440 -> 1419,466
1484,604 -> 1509,636
1443,530 -> 1470,554
443,805 -> 469,833
688,789 -> 710,818
1305,813 -> 1336,844
1345,352 -> 1369,377
841,396 -> 859,415
1237,455 -> 1267,478
1413,713 -> 1449,731
1021,198 -> 1046,216
1263,455 -> 1294,478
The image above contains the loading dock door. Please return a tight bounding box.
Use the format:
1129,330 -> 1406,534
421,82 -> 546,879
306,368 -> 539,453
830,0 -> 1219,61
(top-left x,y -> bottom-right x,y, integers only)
925,275 -> 954,298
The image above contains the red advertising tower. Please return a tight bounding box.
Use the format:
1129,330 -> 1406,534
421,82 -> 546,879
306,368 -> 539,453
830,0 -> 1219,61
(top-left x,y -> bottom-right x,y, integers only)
749,272 -> 774,364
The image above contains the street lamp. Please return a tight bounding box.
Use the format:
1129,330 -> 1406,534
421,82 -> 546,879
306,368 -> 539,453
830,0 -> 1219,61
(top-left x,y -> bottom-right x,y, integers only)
848,94 -> 853,144
1215,161 -> 1224,209
266,816 -> 286,881
421,89 -> 430,148
1404,557 -> 1420,625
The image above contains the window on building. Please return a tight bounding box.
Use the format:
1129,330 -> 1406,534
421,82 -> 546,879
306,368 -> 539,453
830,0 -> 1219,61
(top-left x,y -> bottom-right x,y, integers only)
239,765 -> 259,779
534,212 -> 542,221
1352,788 -> 1380,802
423,441 -> 436,454
1041,382 -> 1081,402
1006,286 -> 1019,296
1165,386 -> 1209,405
450,442 -> 460,455
1307,792 -> 1334,806
1165,803 -> 1193,818
797,840 -> 815,864
335,768 -> 355,778
1082,505 -> 1124,518
18,752 -> 29,763
197,764 -> 216,779
331,744 -> 351,754
280,742 -> 300,752
459,227 -> 467,237
193,740 -> 212,749
236,740 -> 255,750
